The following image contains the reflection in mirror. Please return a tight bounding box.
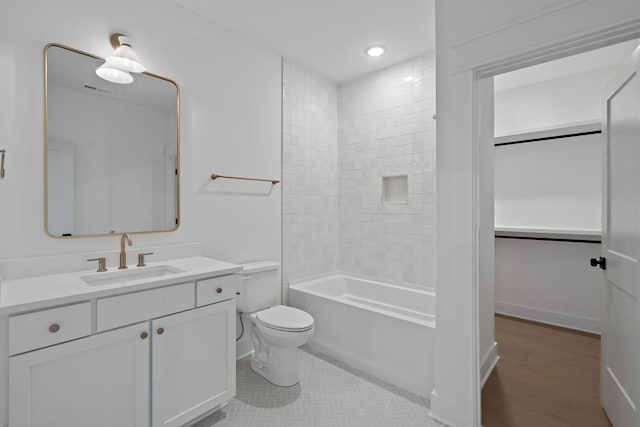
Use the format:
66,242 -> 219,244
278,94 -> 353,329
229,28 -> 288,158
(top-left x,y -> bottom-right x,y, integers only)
45,44 -> 180,237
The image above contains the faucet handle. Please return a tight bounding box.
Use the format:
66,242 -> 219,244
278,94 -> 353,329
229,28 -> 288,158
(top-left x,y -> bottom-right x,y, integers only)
87,257 -> 107,272
137,252 -> 154,267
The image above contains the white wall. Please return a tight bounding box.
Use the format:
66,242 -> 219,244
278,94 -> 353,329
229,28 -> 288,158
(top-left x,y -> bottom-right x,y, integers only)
282,60 -> 338,290
495,66 -> 618,135
434,1 -> 640,426
337,55 -> 436,287
494,62 -> 617,231
495,238 -> 603,333
0,0 -> 281,265
494,133 -> 602,230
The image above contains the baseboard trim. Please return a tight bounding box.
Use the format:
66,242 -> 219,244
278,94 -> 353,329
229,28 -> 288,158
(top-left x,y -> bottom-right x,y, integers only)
429,390 -> 457,427
480,341 -> 500,388
480,342 -> 499,387
495,300 -> 600,335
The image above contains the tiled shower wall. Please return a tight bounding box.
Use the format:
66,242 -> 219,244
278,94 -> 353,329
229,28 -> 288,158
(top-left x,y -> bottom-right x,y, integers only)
283,54 -> 435,289
282,60 -> 338,286
337,55 -> 435,287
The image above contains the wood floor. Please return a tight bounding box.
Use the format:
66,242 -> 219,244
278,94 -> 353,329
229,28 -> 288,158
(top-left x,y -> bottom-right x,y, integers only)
482,315 -> 612,427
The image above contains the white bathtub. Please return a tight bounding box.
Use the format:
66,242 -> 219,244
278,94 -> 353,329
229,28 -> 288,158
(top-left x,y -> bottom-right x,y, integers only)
288,273 -> 435,398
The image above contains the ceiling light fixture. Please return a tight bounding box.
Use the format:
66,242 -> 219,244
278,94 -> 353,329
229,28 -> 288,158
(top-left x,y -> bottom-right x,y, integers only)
106,33 -> 146,73
95,63 -> 133,84
96,33 -> 145,84
365,46 -> 386,57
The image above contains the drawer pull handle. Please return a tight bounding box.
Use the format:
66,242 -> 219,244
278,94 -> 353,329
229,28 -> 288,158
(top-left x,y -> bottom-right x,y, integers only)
49,324 -> 60,333
140,332 -> 149,340
216,288 -> 223,294
157,327 -> 165,335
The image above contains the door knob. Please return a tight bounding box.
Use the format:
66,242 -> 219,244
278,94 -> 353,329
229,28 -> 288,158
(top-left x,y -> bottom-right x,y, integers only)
590,257 -> 606,270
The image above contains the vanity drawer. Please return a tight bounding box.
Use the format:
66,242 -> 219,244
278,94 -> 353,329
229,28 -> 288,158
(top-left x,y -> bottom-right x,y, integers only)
97,283 -> 195,332
196,275 -> 237,307
9,302 -> 92,356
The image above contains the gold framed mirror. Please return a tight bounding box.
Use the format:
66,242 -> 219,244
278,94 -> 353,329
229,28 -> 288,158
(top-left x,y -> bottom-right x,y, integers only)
44,43 -> 180,238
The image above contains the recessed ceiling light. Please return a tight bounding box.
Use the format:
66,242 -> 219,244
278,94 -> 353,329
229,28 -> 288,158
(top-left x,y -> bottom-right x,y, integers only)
404,75 -> 414,82
365,46 -> 386,57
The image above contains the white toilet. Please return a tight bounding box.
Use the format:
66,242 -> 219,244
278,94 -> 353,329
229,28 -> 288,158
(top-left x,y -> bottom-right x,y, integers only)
235,262 -> 315,386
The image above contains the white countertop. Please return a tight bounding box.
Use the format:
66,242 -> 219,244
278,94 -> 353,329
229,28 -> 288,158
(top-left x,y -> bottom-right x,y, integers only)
0,256 -> 242,316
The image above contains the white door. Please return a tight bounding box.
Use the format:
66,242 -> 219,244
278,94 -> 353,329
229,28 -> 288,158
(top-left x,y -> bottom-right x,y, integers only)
9,322 -> 150,427
599,44 -> 640,427
151,300 -> 235,427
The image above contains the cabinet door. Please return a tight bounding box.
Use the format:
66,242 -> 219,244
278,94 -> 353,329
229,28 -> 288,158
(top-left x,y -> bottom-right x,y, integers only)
9,322 -> 150,427
152,300 -> 235,427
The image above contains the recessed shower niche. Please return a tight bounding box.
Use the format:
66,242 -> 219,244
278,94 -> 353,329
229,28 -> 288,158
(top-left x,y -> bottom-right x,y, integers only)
382,175 -> 409,204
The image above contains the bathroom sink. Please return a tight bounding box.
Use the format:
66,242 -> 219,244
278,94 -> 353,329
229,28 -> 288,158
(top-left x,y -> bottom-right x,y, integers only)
81,265 -> 185,286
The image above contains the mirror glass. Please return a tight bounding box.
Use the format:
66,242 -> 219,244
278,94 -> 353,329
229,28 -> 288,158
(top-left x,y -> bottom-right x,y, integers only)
45,44 -> 179,237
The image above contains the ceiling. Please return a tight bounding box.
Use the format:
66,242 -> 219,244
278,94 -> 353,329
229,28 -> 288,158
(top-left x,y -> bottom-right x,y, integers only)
173,0 -> 436,83
495,39 -> 640,92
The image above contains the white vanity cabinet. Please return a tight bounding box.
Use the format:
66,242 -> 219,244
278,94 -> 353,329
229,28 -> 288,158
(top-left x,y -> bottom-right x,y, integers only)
9,322 -> 151,427
152,300 -> 235,427
0,265 -> 238,427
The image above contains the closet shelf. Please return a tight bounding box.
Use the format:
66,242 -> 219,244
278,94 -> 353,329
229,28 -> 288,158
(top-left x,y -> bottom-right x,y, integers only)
494,120 -> 602,146
495,226 -> 601,242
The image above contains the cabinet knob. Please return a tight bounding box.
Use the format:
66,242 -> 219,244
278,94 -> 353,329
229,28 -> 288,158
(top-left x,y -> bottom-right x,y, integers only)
140,332 -> 149,340
157,327 -> 165,335
216,287 -> 223,294
49,323 -> 60,333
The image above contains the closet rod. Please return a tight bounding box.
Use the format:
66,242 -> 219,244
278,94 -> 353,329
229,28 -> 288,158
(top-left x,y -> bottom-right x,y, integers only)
495,235 -> 601,244
495,130 -> 601,147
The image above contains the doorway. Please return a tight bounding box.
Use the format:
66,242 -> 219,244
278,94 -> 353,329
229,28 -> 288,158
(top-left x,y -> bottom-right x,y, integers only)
479,40 -> 640,426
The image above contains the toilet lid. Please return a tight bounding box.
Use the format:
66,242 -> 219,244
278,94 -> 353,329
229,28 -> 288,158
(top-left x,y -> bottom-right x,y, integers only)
256,305 -> 314,332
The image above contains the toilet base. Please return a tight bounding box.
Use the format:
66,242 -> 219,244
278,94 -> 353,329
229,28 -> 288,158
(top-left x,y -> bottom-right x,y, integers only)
246,313 -> 314,387
250,346 -> 300,387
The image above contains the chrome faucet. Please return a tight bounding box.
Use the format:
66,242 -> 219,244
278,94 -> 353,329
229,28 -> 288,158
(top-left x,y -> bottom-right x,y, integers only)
119,233 -> 133,269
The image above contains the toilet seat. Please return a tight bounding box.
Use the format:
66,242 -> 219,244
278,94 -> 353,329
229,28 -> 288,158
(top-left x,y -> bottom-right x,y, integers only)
255,305 -> 314,332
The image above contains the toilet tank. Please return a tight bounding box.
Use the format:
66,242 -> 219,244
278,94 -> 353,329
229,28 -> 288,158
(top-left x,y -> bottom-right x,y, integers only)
235,261 -> 280,313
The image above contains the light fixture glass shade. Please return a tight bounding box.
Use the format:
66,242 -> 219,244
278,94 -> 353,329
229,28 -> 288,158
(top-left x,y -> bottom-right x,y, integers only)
96,63 -> 134,84
106,36 -> 145,73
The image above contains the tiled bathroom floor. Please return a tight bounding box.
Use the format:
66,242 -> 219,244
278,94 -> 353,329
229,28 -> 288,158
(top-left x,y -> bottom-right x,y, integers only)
194,347 -> 441,427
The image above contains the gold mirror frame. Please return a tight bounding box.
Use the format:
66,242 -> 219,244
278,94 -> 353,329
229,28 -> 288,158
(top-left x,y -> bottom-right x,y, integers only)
44,43 -> 181,239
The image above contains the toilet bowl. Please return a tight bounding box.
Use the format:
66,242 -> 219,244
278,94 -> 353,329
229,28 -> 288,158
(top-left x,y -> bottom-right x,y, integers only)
247,305 -> 314,386
235,262 -> 315,386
